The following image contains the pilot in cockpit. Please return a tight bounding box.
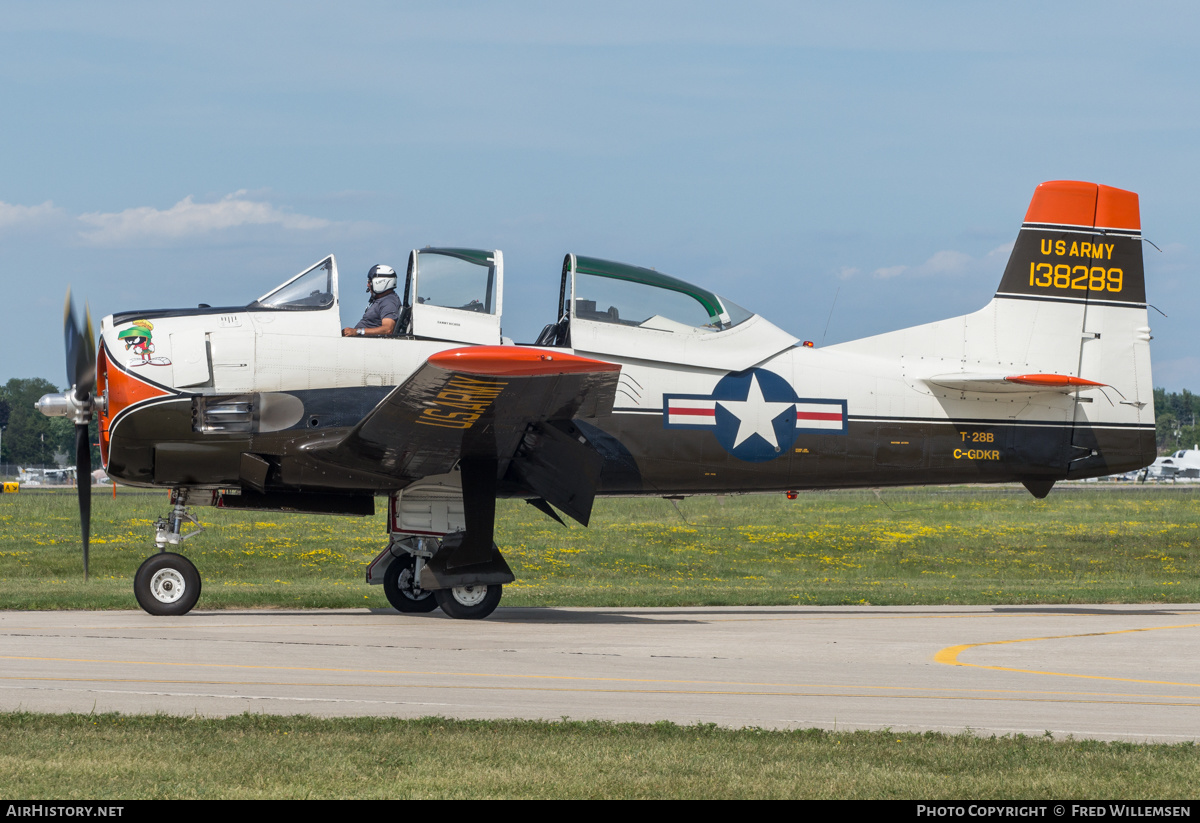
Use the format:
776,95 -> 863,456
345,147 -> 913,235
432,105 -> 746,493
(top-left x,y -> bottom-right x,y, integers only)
342,264 -> 402,337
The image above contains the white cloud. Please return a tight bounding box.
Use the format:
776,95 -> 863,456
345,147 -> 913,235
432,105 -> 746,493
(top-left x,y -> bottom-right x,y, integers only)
0,200 -> 63,228
915,249 -> 972,276
871,242 -> 1015,280
77,190 -> 332,246
986,241 -> 1014,260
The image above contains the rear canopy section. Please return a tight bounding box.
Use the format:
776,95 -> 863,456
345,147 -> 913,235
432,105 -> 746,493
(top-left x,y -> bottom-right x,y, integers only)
555,254 -> 798,371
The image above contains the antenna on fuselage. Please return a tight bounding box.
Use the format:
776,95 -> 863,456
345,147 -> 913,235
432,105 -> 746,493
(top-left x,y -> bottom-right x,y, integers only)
821,286 -> 840,346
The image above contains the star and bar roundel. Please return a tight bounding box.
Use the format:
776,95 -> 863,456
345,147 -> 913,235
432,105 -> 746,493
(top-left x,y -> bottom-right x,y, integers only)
663,368 -> 847,462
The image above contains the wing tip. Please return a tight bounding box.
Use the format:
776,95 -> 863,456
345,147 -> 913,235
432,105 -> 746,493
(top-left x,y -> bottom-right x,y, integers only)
429,346 -> 620,377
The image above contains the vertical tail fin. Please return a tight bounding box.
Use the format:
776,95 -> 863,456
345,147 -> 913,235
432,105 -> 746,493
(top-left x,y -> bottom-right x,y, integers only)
992,181 -> 1154,477
826,180 -> 1155,478
995,181 -> 1145,308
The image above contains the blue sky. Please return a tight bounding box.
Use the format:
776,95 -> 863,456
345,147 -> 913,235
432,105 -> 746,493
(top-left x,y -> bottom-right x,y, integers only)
3,1 -> 1198,389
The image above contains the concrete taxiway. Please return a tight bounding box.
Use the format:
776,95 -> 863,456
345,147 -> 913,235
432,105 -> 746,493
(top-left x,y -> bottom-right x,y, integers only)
1,605 -> 1198,742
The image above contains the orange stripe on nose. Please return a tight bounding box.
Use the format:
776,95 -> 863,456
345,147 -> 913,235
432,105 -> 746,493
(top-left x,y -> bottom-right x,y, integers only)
98,343 -> 171,468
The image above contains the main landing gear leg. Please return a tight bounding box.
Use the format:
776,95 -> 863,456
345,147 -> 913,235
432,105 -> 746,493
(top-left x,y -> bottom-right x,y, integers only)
378,535 -> 508,619
420,533 -> 510,620
133,489 -> 204,616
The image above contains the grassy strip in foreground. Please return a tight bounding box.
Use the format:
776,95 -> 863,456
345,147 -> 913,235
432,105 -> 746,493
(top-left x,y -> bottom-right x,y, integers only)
1,485 -> 1198,609
0,713 -> 1195,799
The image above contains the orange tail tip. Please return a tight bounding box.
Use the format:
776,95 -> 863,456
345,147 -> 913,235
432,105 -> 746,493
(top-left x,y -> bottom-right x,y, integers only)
1023,180 -> 1140,231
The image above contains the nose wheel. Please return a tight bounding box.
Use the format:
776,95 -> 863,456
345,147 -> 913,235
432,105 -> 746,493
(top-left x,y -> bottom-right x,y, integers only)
134,553 -> 201,616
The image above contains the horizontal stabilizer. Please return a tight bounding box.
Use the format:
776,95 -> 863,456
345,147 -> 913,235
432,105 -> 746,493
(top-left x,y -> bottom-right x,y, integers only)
925,373 -> 1106,394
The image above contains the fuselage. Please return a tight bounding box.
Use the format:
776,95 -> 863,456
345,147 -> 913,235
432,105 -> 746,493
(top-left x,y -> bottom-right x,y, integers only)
97,248 -> 1155,499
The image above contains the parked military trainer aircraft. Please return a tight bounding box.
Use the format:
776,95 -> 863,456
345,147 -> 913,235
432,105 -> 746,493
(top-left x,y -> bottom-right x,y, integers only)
38,180 -> 1155,618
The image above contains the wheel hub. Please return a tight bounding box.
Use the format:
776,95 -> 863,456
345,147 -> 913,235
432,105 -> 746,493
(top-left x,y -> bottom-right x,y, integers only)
398,567 -> 425,598
149,568 -> 186,603
451,585 -> 488,607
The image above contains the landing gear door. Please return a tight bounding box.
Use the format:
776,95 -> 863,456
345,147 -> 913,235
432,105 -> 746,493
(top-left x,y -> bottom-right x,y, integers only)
407,248 -> 503,345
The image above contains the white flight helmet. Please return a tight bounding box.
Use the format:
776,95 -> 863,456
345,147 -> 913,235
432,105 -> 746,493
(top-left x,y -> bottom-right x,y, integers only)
367,264 -> 397,295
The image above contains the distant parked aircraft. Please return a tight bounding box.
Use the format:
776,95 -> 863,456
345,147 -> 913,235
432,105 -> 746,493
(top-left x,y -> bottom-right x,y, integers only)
1140,447 -> 1200,481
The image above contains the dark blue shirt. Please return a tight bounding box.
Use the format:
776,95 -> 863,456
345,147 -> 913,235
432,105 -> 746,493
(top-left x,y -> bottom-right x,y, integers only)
355,291 -> 401,330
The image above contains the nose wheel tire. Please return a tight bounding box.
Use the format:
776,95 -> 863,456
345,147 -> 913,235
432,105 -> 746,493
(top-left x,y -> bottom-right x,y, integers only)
383,555 -> 439,613
434,584 -> 502,620
134,553 -> 202,616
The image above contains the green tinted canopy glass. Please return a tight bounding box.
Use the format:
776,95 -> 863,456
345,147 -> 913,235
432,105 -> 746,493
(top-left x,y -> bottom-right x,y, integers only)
573,256 -> 724,320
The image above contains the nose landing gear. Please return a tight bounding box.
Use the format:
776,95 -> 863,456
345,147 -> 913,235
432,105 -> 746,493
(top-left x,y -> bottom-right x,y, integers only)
135,489 -> 205,616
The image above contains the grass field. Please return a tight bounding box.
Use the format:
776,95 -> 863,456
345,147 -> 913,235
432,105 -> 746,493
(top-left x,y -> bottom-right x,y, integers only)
0,484 -> 1197,610
3,485 -> 1198,799
1,714 -> 1197,799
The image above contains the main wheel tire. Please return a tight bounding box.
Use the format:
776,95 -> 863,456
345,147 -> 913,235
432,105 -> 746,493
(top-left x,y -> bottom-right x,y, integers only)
134,552 -> 201,616
383,554 -> 438,613
434,584 -> 502,620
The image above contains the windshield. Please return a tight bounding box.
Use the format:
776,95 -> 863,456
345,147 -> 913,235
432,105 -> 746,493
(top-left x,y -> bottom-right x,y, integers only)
252,258 -> 335,310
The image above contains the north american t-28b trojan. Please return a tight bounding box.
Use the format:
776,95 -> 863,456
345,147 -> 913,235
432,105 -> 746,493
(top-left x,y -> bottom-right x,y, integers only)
39,180 -> 1156,618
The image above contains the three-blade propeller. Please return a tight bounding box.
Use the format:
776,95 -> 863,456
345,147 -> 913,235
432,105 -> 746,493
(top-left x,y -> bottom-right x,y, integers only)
63,291 -> 96,580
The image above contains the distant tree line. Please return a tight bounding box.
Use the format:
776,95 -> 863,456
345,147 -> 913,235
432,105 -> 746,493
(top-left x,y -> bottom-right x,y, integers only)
1155,388 -> 1200,455
0,378 -> 100,467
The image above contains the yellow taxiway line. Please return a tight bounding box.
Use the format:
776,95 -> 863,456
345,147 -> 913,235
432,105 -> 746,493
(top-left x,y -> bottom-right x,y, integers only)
934,623 -> 1200,687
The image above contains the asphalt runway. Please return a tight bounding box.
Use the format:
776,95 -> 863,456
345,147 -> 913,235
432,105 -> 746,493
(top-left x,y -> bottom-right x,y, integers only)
2,604 -> 1198,742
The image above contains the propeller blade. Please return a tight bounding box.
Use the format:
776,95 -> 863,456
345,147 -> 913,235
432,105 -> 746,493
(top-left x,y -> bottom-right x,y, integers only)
65,289 -> 96,581
76,423 -> 91,580
63,291 -> 97,401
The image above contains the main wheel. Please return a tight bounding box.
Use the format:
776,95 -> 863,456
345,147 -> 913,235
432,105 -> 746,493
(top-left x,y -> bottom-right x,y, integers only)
134,552 -> 201,616
434,584 -> 502,620
383,554 -> 438,613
